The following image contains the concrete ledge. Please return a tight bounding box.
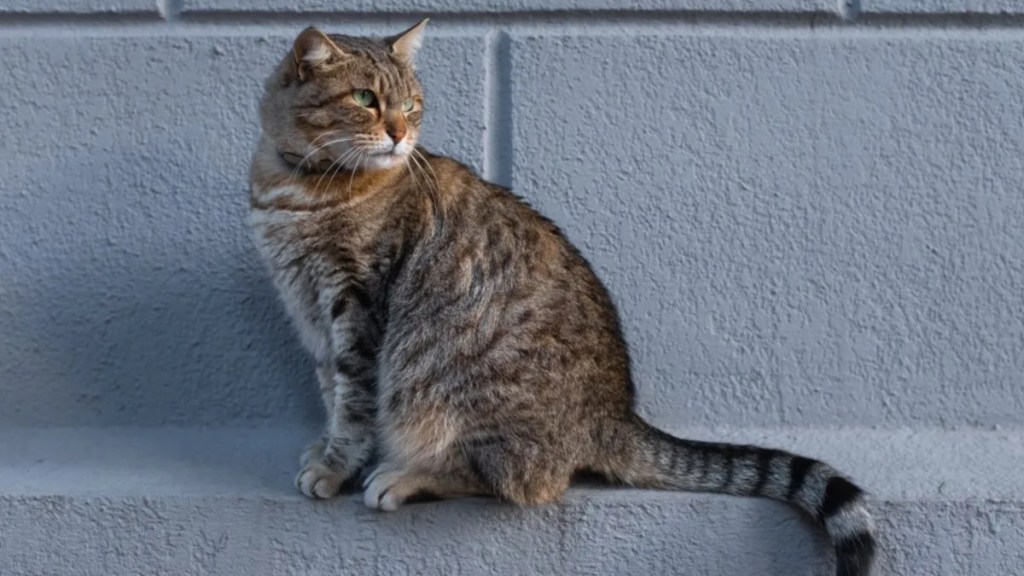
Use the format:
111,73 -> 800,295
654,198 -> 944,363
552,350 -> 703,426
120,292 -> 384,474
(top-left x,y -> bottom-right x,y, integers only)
1,427 -> 1021,575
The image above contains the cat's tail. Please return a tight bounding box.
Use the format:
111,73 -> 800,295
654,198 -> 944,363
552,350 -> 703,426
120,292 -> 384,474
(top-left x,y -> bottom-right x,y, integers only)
594,414 -> 876,576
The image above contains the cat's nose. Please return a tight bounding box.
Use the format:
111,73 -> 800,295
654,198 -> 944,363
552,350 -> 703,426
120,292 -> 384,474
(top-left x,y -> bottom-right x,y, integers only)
387,127 -> 406,144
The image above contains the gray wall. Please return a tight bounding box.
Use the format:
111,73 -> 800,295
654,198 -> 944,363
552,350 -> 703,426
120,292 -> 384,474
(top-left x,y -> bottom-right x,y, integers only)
2,1 -> 1023,430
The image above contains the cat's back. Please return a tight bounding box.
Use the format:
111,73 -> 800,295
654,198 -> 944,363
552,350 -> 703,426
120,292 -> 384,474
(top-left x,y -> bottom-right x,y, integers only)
415,152 -> 631,387
428,154 -> 601,288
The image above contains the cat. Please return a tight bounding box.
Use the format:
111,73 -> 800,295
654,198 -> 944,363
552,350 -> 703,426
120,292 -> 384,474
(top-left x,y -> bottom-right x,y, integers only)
248,20 -> 876,576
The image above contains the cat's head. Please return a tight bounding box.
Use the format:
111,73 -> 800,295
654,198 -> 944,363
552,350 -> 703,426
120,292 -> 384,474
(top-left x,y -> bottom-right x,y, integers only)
259,20 -> 428,172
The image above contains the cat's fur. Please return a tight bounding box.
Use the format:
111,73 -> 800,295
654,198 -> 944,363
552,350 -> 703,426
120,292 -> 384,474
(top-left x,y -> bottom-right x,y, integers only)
248,21 -> 876,576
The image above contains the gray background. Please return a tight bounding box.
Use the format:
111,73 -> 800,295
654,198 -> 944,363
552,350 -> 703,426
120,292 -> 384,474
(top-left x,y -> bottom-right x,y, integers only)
1,3 -> 1023,575
2,1 -> 1022,430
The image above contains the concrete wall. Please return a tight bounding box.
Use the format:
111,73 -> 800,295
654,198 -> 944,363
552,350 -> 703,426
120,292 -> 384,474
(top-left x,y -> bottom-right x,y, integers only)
2,1 -> 1023,430
3,4 -> 1024,576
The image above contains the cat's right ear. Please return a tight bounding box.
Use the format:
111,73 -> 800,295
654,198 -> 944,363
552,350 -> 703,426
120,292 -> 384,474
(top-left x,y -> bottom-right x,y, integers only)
291,27 -> 346,82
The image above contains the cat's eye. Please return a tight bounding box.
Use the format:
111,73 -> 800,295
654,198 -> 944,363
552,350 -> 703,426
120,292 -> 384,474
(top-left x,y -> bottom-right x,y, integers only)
353,89 -> 377,107
402,99 -> 415,112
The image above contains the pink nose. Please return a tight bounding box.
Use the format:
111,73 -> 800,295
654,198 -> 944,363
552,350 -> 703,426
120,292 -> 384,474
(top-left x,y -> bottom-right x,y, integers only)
387,126 -> 406,143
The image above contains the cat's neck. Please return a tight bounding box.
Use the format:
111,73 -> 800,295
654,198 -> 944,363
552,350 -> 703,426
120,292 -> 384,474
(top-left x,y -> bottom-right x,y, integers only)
250,135 -> 405,210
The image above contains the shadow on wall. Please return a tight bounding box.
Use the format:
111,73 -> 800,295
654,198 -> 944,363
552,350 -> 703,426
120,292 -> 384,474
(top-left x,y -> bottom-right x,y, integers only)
1,141 -> 322,427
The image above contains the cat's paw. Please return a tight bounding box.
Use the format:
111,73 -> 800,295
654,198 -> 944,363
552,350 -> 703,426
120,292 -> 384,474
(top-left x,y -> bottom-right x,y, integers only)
362,463 -> 412,512
295,461 -> 349,500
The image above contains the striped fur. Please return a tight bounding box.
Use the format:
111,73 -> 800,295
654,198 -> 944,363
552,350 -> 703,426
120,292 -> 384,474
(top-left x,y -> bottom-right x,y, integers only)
248,23 -> 877,576
596,417 -> 876,575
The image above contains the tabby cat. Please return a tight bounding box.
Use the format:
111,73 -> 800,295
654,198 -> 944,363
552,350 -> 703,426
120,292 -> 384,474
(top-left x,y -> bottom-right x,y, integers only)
248,20 -> 876,576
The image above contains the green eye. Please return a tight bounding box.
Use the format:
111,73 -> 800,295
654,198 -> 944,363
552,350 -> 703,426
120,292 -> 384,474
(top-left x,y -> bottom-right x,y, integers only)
353,89 -> 377,107
402,99 -> 415,112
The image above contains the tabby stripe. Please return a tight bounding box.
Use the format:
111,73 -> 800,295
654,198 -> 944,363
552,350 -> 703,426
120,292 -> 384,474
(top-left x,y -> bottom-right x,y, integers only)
392,242 -> 413,277
343,407 -> 374,426
682,444 -> 694,477
835,532 -> 876,576
330,297 -> 347,319
819,476 -> 864,521
752,450 -> 774,496
348,336 -> 378,362
466,455 -> 491,489
294,116 -> 334,129
835,531 -> 875,556
723,449 -> 736,490
696,450 -> 709,484
668,440 -> 682,480
387,390 -> 404,413
787,456 -> 816,501
349,284 -> 374,311
336,356 -> 372,380
301,89 -> 350,109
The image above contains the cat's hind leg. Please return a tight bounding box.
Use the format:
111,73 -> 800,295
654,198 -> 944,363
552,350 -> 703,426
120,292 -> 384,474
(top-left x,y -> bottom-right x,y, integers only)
362,459 -> 488,511
463,434 -> 573,506
361,434 -> 573,511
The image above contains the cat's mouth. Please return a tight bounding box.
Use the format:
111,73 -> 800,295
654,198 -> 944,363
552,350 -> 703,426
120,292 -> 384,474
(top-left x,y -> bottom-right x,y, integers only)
361,148 -> 410,170
360,143 -> 409,158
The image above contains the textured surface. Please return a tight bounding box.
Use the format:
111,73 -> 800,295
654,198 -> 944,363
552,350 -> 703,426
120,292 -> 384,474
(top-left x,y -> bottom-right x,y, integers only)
862,1 -> 1024,14
510,34 -> 1024,429
3,426 -> 1023,500
0,0 -> 158,13
1,426 -> 1022,576
3,23 -> 1023,430
2,3 -> 1023,574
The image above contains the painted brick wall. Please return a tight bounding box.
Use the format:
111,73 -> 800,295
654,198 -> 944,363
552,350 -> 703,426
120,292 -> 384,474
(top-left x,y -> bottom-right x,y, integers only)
2,2 -> 1022,429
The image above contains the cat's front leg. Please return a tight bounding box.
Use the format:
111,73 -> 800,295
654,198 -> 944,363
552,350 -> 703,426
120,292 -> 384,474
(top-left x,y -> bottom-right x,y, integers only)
295,315 -> 378,499
296,360 -> 336,468
294,361 -> 347,498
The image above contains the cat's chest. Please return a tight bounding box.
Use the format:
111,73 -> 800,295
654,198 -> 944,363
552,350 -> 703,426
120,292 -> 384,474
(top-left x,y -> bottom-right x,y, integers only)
249,189 -> 345,359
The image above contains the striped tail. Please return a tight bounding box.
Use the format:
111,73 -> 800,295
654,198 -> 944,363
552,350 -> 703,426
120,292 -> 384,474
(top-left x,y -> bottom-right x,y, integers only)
596,415 -> 876,576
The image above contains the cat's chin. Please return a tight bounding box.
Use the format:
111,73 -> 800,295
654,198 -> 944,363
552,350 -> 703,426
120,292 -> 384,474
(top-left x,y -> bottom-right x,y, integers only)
362,153 -> 408,171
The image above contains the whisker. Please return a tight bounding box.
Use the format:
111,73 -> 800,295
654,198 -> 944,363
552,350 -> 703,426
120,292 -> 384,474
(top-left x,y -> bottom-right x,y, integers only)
314,147 -> 359,197
348,150 -> 367,197
322,148 -> 360,197
289,137 -> 354,181
403,156 -> 416,188
308,130 -> 344,146
413,147 -> 440,191
409,147 -> 444,229
407,150 -> 430,192
411,147 -> 440,199
312,147 -> 355,196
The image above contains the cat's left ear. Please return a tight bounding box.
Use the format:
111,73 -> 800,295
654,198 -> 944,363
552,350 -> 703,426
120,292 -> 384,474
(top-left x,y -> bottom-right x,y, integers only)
292,26 -> 347,81
387,18 -> 429,64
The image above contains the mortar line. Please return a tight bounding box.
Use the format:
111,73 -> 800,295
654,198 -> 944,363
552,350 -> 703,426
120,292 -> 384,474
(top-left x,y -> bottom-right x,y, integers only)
158,0 -> 184,22
482,29 -> 513,189
839,0 -> 861,22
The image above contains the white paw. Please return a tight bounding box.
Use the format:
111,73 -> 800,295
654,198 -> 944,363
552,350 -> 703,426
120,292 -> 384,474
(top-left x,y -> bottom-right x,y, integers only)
295,462 -> 348,500
362,464 -> 406,512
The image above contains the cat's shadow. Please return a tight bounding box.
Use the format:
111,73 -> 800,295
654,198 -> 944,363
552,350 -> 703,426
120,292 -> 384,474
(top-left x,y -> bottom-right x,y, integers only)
10,142 -> 321,432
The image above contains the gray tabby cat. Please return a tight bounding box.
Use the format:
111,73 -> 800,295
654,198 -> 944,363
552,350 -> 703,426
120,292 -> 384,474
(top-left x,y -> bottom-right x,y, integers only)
248,20 -> 876,576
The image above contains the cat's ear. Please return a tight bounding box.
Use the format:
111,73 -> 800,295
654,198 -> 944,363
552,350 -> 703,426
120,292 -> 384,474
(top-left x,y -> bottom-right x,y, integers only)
387,18 -> 429,64
292,26 -> 347,81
